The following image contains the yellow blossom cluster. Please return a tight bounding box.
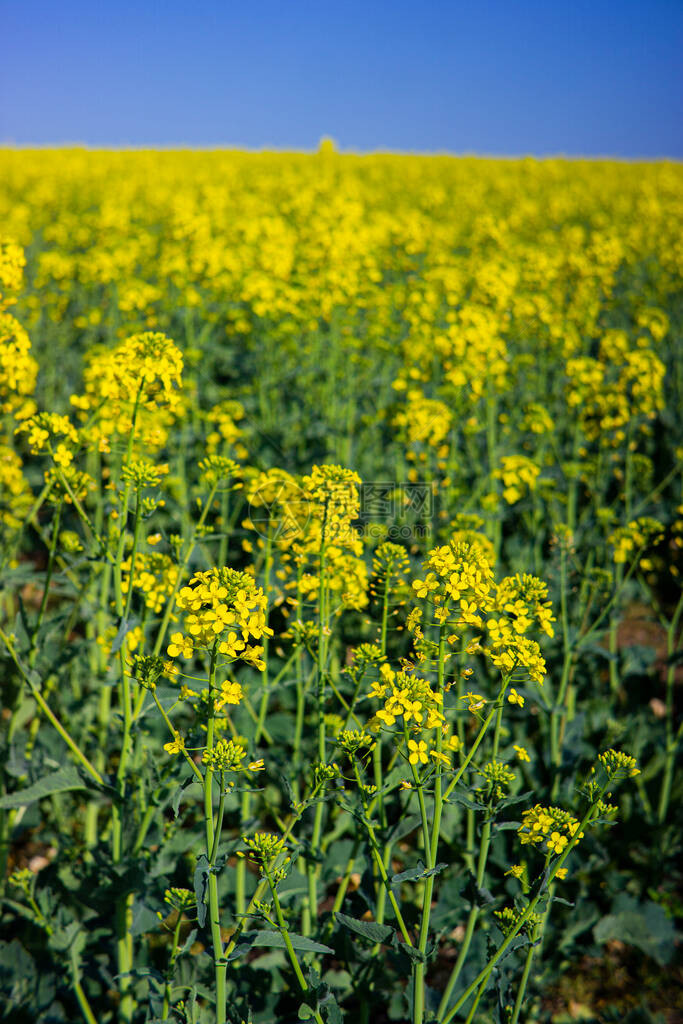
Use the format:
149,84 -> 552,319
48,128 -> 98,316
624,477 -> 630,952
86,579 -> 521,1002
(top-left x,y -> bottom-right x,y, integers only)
241,831 -> 286,860
70,331 -> 183,452
0,312 -> 38,420
476,760 -> 517,800
119,459 -> 169,491
410,541 -> 551,684
394,389 -> 453,455
369,664 -> 445,731
565,342 -> 665,444
2,153 -> 678,366
371,541 -> 411,586
201,738 -> 264,774
167,567 -> 271,670
43,463 -> 96,504
496,455 -> 541,505
444,515 -> 495,564
0,239 -> 38,422
120,551 -> 180,614
522,403 -> 554,436
0,443 -> 33,543
598,748 -> 640,779
517,805 -> 584,854
248,464 -> 369,614
608,517 -> 665,565
412,540 -> 495,609
0,236 -> 25,307
204,399 -> 247,458
494,574 -> 555,637
298,464 -> 362,548
366,663 -> 461,770
16,412 -> 79,468
495,905 -> 545,937
0,242 -> 36,553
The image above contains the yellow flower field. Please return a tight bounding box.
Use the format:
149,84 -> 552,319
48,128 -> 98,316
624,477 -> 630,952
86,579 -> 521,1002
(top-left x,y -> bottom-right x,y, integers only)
0,149 -> 681,1024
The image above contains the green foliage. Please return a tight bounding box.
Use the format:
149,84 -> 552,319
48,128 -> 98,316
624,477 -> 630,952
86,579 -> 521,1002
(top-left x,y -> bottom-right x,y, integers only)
593,894 -> 677,967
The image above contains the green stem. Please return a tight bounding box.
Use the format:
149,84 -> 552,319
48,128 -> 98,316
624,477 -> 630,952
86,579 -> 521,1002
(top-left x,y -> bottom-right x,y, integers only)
84,559 -> 112,849
236,789 -> 249,918
608,563 -> 624,695
550,542 -> 573,796
414,627 -> 447,1021
548,544 -> 573,782
373,576 -> 392,929
255,526 -> 273,741
151,479 -> 219,658
110,499 -> 144,1024
151,690 -> 203,783
236,531 -> 276,918
70,945 -> 98,1024
328,844 -> 359,927
442,677 -> 510,806
292,615 -> 307,804
210,771 -> 227,865
566,425 -> 581,534
658,590 -> 683,823
109,389 -> 143,1024
306,527 -> 328,930
509,888 -> 551,1024
28,500 -> 62,664
53,462 -> 111,559
439,786 -> 609,1024
224,787 -> 323,962
437,692 -> 506,1018
351,760 -> 413,947
264,865 -> 325,1024
486,390 -> 501,562
204,647 -> 226,1024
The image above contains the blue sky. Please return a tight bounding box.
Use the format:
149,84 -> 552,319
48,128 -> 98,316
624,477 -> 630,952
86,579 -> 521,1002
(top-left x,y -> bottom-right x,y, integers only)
2,0 -> 682,156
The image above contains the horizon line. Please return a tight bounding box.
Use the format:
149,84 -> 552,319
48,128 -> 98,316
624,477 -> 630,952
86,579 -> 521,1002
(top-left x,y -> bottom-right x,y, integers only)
1,142 -> 682,163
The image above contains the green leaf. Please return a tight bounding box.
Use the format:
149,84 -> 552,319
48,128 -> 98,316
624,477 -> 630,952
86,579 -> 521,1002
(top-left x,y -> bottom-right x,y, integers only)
0,767 -> 87,809
496,934 -> 530,963
447,793 -> 487,811
387,812 -> 422,842
335,912 -> 393,944
0,939 -> 37,1011
180,928 -> 198,955
131,898 -> 161,936
496,790 -> 533,810
323,996 -> 343,1024
47,921 -> 84,956
593,895 -> 676,966
244,929 -> 333,954
193,854 -> 209,929
111,616 -> 139,654
225,942 -> 255,963
391,860 -> 447,889
558,908 -> 600,952
394,940 -> 426,964
171,774 -> 198,819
